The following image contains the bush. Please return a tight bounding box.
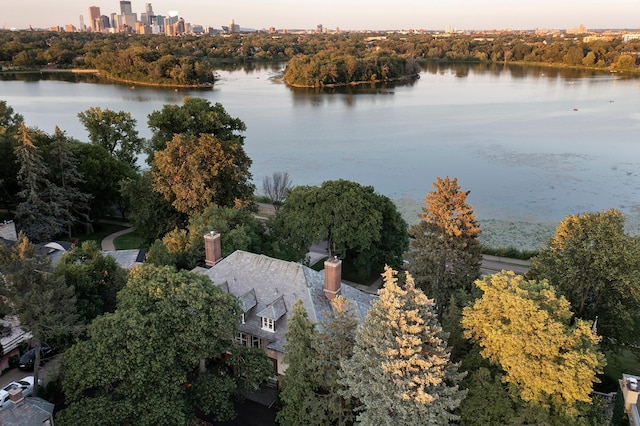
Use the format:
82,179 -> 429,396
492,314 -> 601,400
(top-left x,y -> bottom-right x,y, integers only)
481,246 -> 538,260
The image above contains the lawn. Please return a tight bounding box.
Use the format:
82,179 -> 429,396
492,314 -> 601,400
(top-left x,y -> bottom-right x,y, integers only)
597,347 -> 640,392
75,223 -> 129,246
113,231 -> 147,250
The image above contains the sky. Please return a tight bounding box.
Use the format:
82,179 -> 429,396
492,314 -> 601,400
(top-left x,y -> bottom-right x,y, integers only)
3,0 -> 639,32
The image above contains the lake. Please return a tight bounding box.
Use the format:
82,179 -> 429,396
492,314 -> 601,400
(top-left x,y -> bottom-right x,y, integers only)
2,63 -> 639,250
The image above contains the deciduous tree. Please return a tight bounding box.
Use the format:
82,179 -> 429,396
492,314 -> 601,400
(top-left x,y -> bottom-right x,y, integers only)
339,267 -> 466,425
262,171 -> 293,211
59,264 -> 269,424
277,179 -> 407,277
77,107 -> 143,166
528,209 -> 640,346
407,176 -> 482,317
54,241 -> 127,323
152,133 -> 254,214
462,271 -> 605,419
146,97 -> 246,162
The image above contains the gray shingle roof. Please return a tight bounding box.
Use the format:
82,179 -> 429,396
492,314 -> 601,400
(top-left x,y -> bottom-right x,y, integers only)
197,250 -> 376,353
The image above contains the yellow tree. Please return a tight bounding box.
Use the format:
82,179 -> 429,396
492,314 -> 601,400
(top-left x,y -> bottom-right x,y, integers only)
407,176 -> 482,317
462,271 -> 605,419
339,267 -> 466,425
152,133 -> 254,215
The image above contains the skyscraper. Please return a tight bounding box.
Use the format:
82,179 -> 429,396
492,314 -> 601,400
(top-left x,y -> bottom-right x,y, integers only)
145,3 -> 154,15
88,6 -> 100,32
120,1 -> 133,15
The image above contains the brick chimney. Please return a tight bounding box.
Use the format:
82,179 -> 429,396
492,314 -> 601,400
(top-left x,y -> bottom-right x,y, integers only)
8,386 -> 24,406
204,231 -> 222,266
324,257 -> 342,300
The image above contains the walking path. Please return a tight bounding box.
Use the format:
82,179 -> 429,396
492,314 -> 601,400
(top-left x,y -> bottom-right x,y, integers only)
100,225 -> 135,251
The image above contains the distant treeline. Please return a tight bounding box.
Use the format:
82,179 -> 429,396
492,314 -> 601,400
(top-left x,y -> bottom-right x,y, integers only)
0,30 -> 638,86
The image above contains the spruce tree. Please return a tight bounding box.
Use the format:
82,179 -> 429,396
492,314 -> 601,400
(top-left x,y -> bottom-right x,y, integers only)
49,126 -> 93,236
314,297 -> 358,426
276,300 -> 324,426
408,176 -> 482,317
14,123 -> 65,242
340,267 -> 466,425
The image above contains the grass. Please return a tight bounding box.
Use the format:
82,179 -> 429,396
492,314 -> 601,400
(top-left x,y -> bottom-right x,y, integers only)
113,231 -> 147,250
75,223 -> 129,246
598,347 -> 640,392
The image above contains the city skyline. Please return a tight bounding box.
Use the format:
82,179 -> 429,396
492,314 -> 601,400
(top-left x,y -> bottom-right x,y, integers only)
3,0 -> 639,32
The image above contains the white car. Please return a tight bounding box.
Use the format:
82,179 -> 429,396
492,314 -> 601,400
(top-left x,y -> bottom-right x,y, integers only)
0,376 -> 35,410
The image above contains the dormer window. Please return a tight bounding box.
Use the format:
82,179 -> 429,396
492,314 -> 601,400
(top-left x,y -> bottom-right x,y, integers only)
257,295 -> 287,334
261,317 -> 274,332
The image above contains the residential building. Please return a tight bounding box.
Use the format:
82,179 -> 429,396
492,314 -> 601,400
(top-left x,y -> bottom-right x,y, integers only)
194,232 -> 376,375
0,389 -> 55,426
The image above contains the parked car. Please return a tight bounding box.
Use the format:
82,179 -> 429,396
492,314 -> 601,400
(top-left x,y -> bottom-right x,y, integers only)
18,344 -> 55,371
0,376 -> 34,410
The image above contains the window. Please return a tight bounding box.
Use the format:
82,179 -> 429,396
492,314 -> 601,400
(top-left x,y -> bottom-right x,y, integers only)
252,336 -> 261,348
261,317 -> 274,332
236,332 -> 248,346
241,313 -> 245,324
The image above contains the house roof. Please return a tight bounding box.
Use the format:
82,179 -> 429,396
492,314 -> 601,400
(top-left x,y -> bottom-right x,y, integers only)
196,250 -> 376,353
0,397 -> 54,425
102,249 -> 146,270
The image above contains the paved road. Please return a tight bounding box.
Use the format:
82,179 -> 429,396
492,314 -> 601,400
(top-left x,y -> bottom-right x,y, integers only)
0,356 -> 59,390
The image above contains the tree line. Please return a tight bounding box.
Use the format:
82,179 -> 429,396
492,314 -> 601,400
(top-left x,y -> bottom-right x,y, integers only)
0,30 -> 638,87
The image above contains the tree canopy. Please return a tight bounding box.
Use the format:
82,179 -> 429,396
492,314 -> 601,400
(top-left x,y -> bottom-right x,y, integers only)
77,107 -> 144,166
339,267 -> 466,425
407,176 -> 482,317
59,264 -> 269,425
528,209 -> 640,346
462,271 -> 605,419
146,97 -> 247,160
152,132 -> 254,214
276,179 -> 408,277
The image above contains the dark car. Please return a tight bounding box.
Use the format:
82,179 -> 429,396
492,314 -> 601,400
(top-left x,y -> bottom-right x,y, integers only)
18,344 -> 55,371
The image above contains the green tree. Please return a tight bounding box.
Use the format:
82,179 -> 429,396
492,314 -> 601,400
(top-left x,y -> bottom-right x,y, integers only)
462,271 -> 606,419
339,267 -> 466,425
59,264 -> 268,425
54,241 -> 127,324
277,179 -> 407,277
0,235 -> 82,397
48,126 -> 93,236
152,133 -> 254,214
528,209 -> 640,346
147,204 -> 265,270
0,100 -> 23,210
77,107 -> 143,166
14,123 -> 66,242
277,300 -> 323,426
120,171 -> 185,244
146,97 -> 246,162
459,367 -> 515,426
407,176 -> 482,317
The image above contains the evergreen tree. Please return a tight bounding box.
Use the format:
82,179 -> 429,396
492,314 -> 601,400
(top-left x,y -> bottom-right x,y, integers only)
340,267 -> 466,425
407,176 -> 482,317
0,100 -> 23,210
14,123 -> 65,242
314,296 -> 358,426
49,126 -> 93,236
0,234 -> 82,397
277,300 -> 324,426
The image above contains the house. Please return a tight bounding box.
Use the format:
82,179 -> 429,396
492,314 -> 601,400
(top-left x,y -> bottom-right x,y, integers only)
194,231 -> 376,375
0,387 -> 55,426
